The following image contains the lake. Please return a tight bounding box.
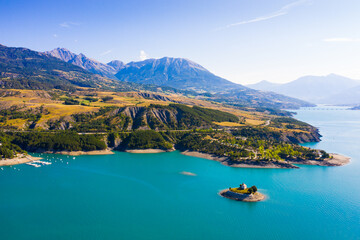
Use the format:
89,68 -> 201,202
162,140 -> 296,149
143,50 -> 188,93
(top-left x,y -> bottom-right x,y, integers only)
1,106 -> 359,240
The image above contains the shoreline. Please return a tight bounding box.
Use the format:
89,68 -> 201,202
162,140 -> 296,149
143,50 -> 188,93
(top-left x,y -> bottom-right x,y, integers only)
288,153 -> 351,167
1,149 -> 350,168
181,150 -> 297,169
44,149 -> 115,156
219,189 -> 266,202
181,150 -> 228,161
181,150 -> 350,169
125,149 -> 174,153
0,154 -> 43,167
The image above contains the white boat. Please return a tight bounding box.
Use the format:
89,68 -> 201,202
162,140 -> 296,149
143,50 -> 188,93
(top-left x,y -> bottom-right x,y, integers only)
26,163 -> 41,168
33,160 -> 52,165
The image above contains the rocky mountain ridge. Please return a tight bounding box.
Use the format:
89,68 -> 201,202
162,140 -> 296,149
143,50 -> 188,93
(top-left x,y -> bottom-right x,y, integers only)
45,48 -> 124,79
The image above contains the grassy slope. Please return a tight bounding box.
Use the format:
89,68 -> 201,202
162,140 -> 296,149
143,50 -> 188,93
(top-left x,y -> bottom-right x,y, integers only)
0,89 -> 273,130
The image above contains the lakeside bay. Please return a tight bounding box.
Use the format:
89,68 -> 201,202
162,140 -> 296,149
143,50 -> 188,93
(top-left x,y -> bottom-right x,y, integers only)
0,106 -> 359,240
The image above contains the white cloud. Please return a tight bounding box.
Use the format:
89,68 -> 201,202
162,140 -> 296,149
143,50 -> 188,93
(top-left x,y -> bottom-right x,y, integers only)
139,50 -> 149,61
59,22 -> 80,28
224,0 -> 311,28
323,38 -> 360,42
53,34 -> 58,38
100,50 -> 112,56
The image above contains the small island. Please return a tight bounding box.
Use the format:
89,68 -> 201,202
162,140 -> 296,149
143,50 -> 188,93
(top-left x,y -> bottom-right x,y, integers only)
219,183 -> 265,202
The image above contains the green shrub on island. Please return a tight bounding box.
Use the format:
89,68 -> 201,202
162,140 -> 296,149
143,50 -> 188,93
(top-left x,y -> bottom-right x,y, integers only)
247,186 -> 258,194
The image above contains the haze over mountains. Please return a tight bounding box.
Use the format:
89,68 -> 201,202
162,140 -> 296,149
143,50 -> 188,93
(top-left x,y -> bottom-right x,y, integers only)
248,74 -> 360,105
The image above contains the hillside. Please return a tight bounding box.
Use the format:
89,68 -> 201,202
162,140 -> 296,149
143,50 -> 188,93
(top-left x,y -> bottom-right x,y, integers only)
0,87 -> 323,165
248,74 -> 360,105
45,48 -> 123,79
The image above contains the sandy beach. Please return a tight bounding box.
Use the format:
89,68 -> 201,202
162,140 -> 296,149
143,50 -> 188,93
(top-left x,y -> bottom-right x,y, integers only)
224,161 -> 299,169
181,150 -> 297,168
125,149 -> 173,153
219,189 -> 266,202
181,150 -> 228,161
289,153 -> 351,167
0,154 -> 43,167
45,149 -> 115,156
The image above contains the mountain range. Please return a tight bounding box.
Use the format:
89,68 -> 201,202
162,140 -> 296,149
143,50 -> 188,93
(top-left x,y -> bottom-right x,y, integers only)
45,48 -> 243,92
0,44 -> 314,109
0,44 -> 123,91
248,74 -> 360,105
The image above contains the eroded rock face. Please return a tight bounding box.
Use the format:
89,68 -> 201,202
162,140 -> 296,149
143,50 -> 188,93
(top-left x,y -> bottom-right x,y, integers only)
281,128 -> 321,144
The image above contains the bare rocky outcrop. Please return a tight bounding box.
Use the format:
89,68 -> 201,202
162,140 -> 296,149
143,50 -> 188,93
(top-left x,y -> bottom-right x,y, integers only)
280,129 -> 321,143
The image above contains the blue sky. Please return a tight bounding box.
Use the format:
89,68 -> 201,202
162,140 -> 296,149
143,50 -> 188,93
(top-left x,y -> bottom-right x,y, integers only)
1,0 -> 360,84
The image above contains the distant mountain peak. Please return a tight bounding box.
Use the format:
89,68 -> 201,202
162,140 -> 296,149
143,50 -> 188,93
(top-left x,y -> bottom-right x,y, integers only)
257,80 -> 273,84
248,73 -> 360,105
116,56 -> 239,92
107,60 -> 125,72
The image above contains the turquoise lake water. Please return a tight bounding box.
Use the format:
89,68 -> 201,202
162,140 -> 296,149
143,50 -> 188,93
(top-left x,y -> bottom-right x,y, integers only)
1,106 -> 360,240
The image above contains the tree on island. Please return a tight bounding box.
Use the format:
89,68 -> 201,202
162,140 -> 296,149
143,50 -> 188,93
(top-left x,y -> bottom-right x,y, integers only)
247,186 -> 258,194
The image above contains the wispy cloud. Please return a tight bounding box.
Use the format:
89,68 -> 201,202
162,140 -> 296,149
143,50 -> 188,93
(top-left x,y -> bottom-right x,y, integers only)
59,21 -> 81,28
222,0 -> 310,29
139,50 -> 149,61
323,38 -> 360,42
100,49 -> 113,56
53,34 -> 58,38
